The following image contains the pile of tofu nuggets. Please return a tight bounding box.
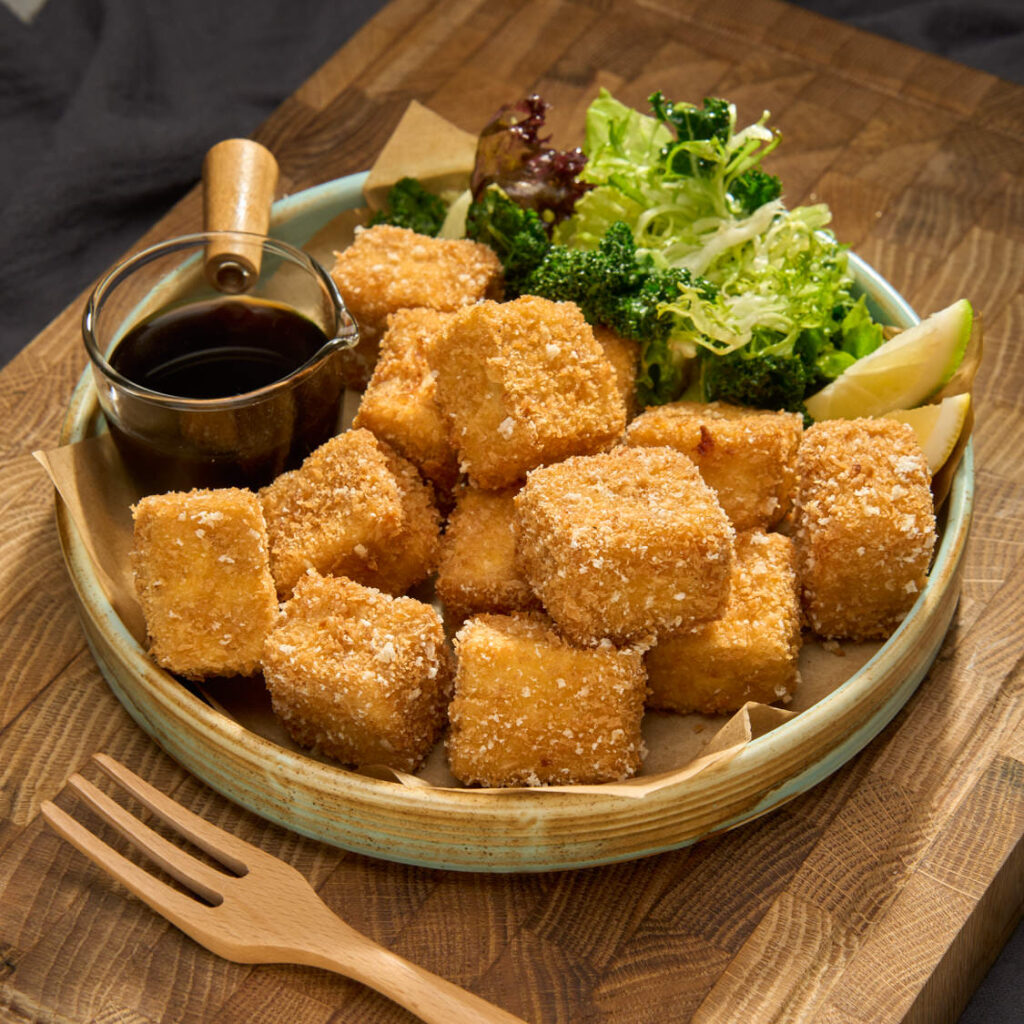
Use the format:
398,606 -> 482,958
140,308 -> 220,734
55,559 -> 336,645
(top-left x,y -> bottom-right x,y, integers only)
130,225 -> 938,787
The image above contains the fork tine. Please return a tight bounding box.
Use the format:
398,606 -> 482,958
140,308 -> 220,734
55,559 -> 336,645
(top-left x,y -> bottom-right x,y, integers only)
92,753 -> 250,875
41,800 -> 212,935
65,773 -> 226,906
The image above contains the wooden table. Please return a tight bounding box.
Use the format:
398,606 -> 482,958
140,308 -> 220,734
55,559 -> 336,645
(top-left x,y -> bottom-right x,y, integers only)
3,1 -> 1022,1021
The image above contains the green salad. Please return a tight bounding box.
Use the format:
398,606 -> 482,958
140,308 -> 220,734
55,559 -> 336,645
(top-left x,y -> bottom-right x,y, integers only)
371,90 -> 968,420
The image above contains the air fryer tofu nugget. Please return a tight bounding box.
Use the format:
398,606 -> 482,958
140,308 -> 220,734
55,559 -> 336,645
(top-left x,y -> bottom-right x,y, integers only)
329,224 -> 502,339
352,307 -> 460,491
514,446 -> 734,645
435,486 -> 541,623
431,296 -> 626,489
593,325 -> 641,420
446,613 -> 647,786
259,428 -> 440,598
131,488 -> 278,680
793,418 -> 936,640
263,573 -> 452,773
626,401 -> 802,530
646,530 -> 801,714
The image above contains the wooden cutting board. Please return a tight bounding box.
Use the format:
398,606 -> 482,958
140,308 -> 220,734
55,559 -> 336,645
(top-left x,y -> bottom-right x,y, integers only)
1,0 -> 1022,1022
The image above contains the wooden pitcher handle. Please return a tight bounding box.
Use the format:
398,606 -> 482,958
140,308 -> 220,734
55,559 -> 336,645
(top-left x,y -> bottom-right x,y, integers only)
202,138 -> 279,292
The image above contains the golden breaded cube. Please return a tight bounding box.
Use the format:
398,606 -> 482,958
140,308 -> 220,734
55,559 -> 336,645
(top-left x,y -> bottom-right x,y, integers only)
625,400 -> 803,530
646,530 -> 801,714
514,446 -> 734,645
435,486 -> 541,623
593,325 -> 640,420
431,296 -> 626,489
259,428 -> 440,598
131,488 -> 277,680
263,573 -> 452,772
446,613 -> 647,786
793,418 -> 936,640
329,224 -> 502,339
352,307 -> 459,491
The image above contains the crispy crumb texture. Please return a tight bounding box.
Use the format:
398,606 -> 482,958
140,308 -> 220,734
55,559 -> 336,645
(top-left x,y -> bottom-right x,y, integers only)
259,428 -> 440,598
329,224 -> 502,339
262,573 -> 452,772
431,296 -> 626,489
353,307 -> 460,491
793,418 -> 936,640
514,446 -> 734,645
131,488 -> 277,680
626,400 -> 802,530
646,530 -> 801,714
593,325 -> 640,421
446,613 -> 647,786
435,486 -> 541,624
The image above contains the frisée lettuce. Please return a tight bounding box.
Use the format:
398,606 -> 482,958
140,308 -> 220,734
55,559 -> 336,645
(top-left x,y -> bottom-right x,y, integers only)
553,90 -> 883,411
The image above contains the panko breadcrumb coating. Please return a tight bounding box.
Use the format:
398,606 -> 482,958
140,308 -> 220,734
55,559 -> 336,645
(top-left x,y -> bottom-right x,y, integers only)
430,296 -> 626,489
259,428 -> 440,598
646,530 -> 801,714
329,224 -> 502,339
593,325 -> 641,421
625,400 -> 802,530
131,489 -> 278,680
352,307 -> 460,492
263,573 -> 452,773
435,486 -> 541,624
514,446 -> 734,645
793,418 -> 936,640
446,612 -> 647,786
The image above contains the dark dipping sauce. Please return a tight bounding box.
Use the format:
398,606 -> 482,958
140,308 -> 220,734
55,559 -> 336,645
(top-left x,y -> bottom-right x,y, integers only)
106,297 -> 345,493
110,297 -> 326,398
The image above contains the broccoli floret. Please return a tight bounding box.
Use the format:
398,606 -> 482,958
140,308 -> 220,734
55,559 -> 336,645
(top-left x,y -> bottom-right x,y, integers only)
700,344 -> 811,417
729,168 -> 782,216
520,223 -> 644,314
698,325 -> 821,417
369,177 -> 448,236
649,92 -> 732,147
465,187 -> 550,293
524,221 -> 691,320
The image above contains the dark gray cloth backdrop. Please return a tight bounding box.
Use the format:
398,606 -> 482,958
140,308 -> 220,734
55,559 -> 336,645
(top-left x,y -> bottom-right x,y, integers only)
1,0 -> 1020,1019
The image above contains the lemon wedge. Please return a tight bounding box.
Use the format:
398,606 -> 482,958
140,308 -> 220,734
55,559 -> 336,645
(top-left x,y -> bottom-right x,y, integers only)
805,299 -> 972,421
882,393 -> 972,473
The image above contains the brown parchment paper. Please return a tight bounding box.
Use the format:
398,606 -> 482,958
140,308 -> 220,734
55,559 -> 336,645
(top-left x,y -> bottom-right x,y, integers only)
33,99 -> 885,799
361,99 -> 478,211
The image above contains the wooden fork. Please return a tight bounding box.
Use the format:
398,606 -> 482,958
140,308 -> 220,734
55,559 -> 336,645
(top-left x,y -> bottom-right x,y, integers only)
41,753 -> 528,1024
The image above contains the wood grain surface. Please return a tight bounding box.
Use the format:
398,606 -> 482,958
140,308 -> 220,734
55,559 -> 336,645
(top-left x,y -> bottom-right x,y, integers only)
2,1 -> 1023,1022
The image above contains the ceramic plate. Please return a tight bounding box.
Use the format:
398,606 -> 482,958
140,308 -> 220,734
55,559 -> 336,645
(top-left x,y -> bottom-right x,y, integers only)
56,173 -> 974,872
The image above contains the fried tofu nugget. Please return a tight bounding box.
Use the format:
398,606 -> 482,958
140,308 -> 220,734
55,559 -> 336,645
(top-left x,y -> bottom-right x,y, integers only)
352,307 -> 460,492
645,530 -> 801,714
625,401 -> 803,530
329,224 -> 502,339
263,573 -> 452,773
259,428 -> 440,598
514,446 -> 734,645
593,325 -> 641,421
431,296 -> 626,489
131,488 -> 277,680
793,418 -> 936,640
446,612 -> 647,786
435,486 -> 541,623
